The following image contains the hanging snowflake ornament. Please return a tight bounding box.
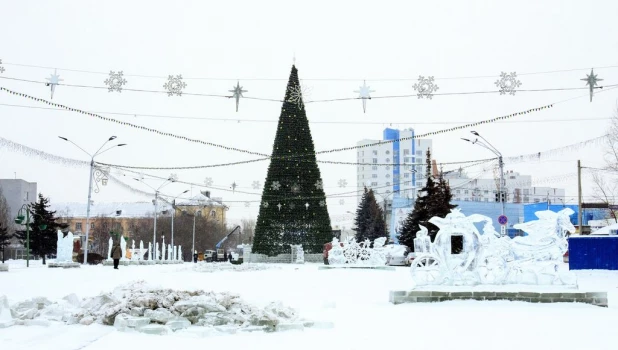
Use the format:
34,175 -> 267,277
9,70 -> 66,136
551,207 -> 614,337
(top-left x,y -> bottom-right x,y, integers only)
204,177 -> 213,187
495,72 -> 521,96
163,75 -> 187,96
229,81 -> 247,112
581,68 -> 603,102
287,82 -> 311,110
339,199 -> 345,205
252,181 -> 261,190
319,200 -> 326,207
104,71 -> 128,93
315,180 -> 323,190
245,202 -> 250,207
45,69 -> 63,99
271,181 -> 281,190
291,183 -> 301,194
0,59 -> 4,74
413,76 -> 439,99
169,173 -> 178,182
354,80 -> 375,113
338,179 -> 348,188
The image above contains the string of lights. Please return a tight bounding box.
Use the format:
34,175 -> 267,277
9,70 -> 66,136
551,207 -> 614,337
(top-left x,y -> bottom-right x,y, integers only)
4,60 -> 618,81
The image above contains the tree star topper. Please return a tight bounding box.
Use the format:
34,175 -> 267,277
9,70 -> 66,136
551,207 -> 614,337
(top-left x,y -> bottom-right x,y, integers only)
229,81 -> 247,112
354,80 -> 375,113
413,75 -> 439,99
104,71 -> 128,93
495,72 -> 521,96
45,69 -> 63,99
581,68 -> 603,102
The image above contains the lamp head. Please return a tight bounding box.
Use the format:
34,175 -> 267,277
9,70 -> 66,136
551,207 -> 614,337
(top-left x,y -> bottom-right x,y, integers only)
14,215 -> 24,224
58,136 -> 68,141
109,136 -> 117,141
38,224 -> 47,230
471,131 -> 480,136
182,190 -> 189,194
117,143 -> 127,147
461,138 -> 471,142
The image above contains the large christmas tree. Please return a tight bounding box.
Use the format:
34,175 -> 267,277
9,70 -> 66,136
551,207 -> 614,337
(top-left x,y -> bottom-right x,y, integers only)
252,65 -> 332,256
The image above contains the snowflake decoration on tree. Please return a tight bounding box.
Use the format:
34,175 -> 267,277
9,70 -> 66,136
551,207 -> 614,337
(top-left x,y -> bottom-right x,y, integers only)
163,75 -> 187,96
245,202 -> 250,207
291,183 -> 301,193
315,180 -> 323,190
104,71 -> 127,93
413,76 -> 439,99
271,181 -> 281,191
495,72 -> 521,96
204,177 -> 213,187
319,200 -> 326,207
262,201 -> 269,208
289,203 -> 296,210
339,199 -> 345,205
0,59 -> 4,74
338,179 -> 348,188
287,82 -> 311,110
252,181 -> 261,190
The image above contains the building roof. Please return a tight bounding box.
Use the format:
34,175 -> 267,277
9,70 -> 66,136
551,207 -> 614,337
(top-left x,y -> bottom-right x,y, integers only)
50,201 -> 172,219
175,193 -> 225,208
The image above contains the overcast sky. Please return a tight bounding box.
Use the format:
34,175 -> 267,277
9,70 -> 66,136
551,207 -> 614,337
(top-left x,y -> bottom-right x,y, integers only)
1,0 -> 617,226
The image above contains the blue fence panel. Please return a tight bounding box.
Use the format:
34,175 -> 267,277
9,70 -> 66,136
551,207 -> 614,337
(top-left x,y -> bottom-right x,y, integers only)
569,236 -> 618,270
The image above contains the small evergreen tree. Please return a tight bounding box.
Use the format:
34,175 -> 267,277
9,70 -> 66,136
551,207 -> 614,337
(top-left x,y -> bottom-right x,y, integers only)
0,222 -> 11,263
14,194 -> 68,264
353,187 -> 371,242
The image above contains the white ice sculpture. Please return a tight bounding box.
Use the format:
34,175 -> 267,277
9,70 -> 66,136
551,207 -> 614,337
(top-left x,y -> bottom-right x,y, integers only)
327,236 -> 388,266
155,242 -> 159,260
161,237 -> 166,261
120,237 -> 127,261
178,246 -> 183,261
107,237 -> 113,261
409,208 -> 577,287
55,230 -> 74,262
131,240 -> 136,261
148,242 -> 153,260
167,244 -> 172,261
291,245 -> 304,263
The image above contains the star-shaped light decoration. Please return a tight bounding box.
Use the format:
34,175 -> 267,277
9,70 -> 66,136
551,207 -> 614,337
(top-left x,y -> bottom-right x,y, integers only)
229,81 -> 247,112
271,181 -> 281,191
354,80 -> 375,113
104,71 -> 128,93
315,180 -> 323,190
277,203 -> 282,211
252,181 -> 261,190
45,69 -> 63,99
231,182 -> 237,193
291,183 -> 301,194
204,177 -> 213,187
494,72 -> 521,96
413,75 -> 439,99
319,200 -> 326,207
305,202 -> 309,210
581,68 -> 603,102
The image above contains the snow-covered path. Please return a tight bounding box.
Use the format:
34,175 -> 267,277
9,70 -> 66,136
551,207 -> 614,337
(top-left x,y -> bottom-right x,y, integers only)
1,261 -> 617,350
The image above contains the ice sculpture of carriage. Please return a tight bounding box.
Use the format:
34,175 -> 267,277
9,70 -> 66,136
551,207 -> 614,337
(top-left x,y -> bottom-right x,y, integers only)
410,208 -> 576,286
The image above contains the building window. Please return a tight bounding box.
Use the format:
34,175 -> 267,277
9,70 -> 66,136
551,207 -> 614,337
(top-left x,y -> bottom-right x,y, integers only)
416,182 -> 422,187
386,174 -> 391,178
91,223 -> 95,229
372,166 -> 377,170
371,174 -> 377,178
484,198 -> 489,202
484,190 -> 488,194
403,149 -> 410,155
76,223 -> 82,231
386,158 -> 390,163
372,158 -> 378,164
404,157 -> 411,163
523,189 -> 530,195
385,190 -> 391,194
210,210 -> 216,218
524,196 -> 530,203
464,198 -> 469,201
385,150 -> 390,155
196,210 -> 202,216
464,190 -> 469,194
372,150 -> 378,155
456,190 -> 460,194
534,198 -> 540,203
371,182 -> 378,186
404,173 -> 410,178
416,150 -> 423,156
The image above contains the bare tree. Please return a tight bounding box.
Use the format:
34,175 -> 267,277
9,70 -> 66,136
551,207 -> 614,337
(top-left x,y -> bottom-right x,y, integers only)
591,108 -> 618,224
240,217 -> 256,244
0,187 -> 13,262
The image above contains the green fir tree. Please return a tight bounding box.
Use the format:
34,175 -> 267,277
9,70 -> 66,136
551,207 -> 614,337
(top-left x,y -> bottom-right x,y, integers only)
253,66 -> 332,256
14,194 -> 68,264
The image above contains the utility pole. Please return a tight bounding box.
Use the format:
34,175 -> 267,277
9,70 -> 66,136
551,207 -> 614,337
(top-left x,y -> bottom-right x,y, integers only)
577,160 -> 583,234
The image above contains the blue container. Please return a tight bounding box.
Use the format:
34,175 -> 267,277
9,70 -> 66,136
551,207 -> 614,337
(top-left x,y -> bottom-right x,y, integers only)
568,236 -> 618,270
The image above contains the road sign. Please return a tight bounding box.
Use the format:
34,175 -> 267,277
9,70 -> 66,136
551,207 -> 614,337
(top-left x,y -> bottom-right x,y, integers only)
498,215 -> 508,226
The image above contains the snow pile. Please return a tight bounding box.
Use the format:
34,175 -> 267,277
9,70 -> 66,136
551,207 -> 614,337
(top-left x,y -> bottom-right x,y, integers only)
3,280 -> 308,335
192,262 -> 281,273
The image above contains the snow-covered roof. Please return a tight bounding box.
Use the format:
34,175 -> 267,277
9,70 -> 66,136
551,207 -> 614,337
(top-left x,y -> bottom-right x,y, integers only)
175,193 -> 225,207
589,222 -> 618,235
50,202 -> 172,219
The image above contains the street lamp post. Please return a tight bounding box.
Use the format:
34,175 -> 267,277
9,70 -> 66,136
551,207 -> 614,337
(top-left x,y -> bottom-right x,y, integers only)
169,190 -> 188,259
14,204 -> 47,267
134,177 -> 176,259
59,136 -> 126,265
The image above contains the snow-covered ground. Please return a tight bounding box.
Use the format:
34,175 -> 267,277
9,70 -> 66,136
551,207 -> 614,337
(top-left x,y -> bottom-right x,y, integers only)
1,260 -> 617,350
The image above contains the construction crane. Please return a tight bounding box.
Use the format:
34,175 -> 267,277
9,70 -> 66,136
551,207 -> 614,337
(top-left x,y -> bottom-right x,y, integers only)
213,225 -> 241,261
